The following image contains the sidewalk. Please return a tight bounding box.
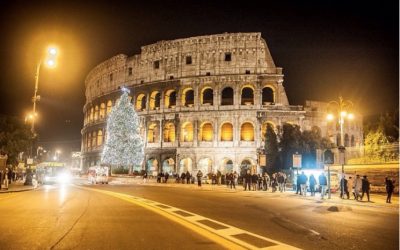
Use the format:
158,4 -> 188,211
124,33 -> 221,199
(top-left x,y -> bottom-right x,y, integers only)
117,177 -> 399,209
0,180 -> 37,193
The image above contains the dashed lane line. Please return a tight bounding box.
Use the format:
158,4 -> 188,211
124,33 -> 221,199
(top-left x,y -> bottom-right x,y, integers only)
76,185 -> 301,250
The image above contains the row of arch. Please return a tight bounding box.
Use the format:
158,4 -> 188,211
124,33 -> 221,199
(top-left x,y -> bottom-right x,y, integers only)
83,121 -> 277,151
136,85 -> 274,110
84,86 -> 275,125
146,157 -> 255,175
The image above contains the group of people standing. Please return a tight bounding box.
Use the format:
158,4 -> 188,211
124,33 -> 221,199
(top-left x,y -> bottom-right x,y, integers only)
295,172 -> 328,199
340,175 -> 371,201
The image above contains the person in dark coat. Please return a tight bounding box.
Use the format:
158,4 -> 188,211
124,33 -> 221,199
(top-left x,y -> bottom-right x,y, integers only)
244,170 -> 251,191
340,175 -> 349,199
295,174 -> 301,194
186,171 -> 191,184
251,173 -> 258,191
361,175 -> 370,202
385,177 -> 395,203
196,170 -> 203,187
180,172 -> 186,184
164,172 -> 169,183
309,174 -> 317,196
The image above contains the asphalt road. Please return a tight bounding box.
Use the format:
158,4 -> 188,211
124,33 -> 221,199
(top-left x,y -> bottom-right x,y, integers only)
0,181 -> 398,250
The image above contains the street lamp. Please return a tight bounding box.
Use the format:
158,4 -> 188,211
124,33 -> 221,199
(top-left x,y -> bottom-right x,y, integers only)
326,96 -> 354,148
54,150 -> 61,161
31,46 -> 59,135
326,96 -> 354,198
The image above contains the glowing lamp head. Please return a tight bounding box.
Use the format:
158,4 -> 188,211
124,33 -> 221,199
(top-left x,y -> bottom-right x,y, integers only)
340,111 -> 347,117
348,113 -> 354,120
48,47 -> 57,56
46,59 -> 56,67
326,114 -> 334,121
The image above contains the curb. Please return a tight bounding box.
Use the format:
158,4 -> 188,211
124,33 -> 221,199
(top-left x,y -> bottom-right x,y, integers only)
0,185 -> 38,194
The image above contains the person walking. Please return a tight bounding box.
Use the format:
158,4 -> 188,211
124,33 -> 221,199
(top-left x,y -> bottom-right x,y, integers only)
196,170 -> 203,187
347,176 -> 355,199
318,172 -> 328,199
186,171 -> 191,184
295,174 -> 301,194
299,171 -> 308,196
229,171 -> 236,189
143,172 -> 148,184
164,172 -> 169,183
340,175 -> 349,199
385,177 -> 395,203
361,175 -> 370,202
354,175 -> 362,201
244,170 -> 251,191
309,174 -> 316,196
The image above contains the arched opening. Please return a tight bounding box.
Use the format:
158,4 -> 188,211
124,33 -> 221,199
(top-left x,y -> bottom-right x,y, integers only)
200,122 -> 213,142
89,107 -> 94,122
94,105 -> 99,121
136,94 -> 147,111
182,88 -> 194,107
147,123 -> 159,143
146,158 -> 159,174
162,158 -> 175,174
87,133 -> 92,149
221,159 -> 234,174
241,122 -> 254,141
150,91 -> 161,110
344,134 -> 349,147
100,103 -> 106,119
221,87 -> 234,105
179,158 -> 192,174
97,130 -> 103,146
164,90 -> 176,108
241,87 -> 254,105
220,123 -> 233,141
92,131 -> 97,148
163,122 -> 176,142
181,122 -> 193,142
106,100 -> 113,115
240,159 -> 252,176
198,158 -> 212,174
351,135 -> 355,147
201,88 -> 213,105
262,87 -> 274,104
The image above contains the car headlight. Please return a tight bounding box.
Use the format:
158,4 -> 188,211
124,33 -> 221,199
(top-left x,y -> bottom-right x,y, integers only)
57,173 -> 71,183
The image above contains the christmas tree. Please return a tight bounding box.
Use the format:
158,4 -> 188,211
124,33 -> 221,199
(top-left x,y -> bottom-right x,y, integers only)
101,88 -> 144,171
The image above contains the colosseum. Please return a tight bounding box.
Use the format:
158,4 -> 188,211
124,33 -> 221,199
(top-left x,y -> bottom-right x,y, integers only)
81,32 -> 363,175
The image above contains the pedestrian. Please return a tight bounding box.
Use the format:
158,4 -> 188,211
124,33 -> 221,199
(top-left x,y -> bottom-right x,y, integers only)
244,170 -> 251,191
309,174 -> 316,196
180,172 -> 186,184
229,171 -> 236,189
165,172 -> 169,183
318,172 -> 327,199
233,171 -> 238,187
295,173 -> 301,194
278,173 -> 285,192
217,170 -> 222,185
196,170 -> 203,187
385,177 -> 395,203
252,173 -> 258,191
299,171 -> 308,196
347,176 -> 355,199
3,168 -> 9,190
186,171 -> 191,184
361,175 -> 370,202
340,175 -> 349,199
354,175 -> 362,201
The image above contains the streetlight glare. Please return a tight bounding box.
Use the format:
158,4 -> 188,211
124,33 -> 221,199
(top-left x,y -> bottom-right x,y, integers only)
326,114 -> 334,121
348,113 -> 354,119
340,111 -> 347,117
46,59 -> 56,67
48,47 -> 57,55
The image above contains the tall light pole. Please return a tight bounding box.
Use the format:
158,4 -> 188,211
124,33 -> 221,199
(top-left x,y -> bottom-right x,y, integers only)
326,96 -> 354,148
31,46 -> 58,135
326,96 -> 354,198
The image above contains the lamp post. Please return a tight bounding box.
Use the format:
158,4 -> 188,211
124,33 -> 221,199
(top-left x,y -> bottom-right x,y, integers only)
326,96 -> 354,198
31,47 -> 58,135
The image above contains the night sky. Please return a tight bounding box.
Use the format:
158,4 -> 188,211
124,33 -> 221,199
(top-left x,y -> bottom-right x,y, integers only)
0,1 -> 398,154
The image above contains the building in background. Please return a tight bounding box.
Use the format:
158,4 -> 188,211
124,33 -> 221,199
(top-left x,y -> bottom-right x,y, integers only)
81,32 -> 363,174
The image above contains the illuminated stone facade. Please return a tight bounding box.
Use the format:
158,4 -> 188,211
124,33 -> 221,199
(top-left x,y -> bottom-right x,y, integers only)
81,32 -> 363,174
